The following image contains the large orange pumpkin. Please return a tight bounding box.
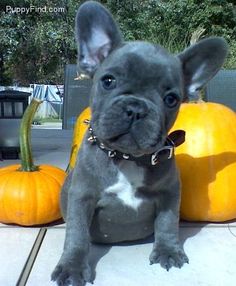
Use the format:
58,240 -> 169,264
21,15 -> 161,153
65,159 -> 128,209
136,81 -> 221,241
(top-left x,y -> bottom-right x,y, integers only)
171,101 -> 236,222
0,99 -> 66,226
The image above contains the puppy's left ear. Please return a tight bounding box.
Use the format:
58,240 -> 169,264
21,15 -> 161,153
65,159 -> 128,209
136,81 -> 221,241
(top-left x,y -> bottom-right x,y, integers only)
75,1 -> 123,76
178,37 -> 228,101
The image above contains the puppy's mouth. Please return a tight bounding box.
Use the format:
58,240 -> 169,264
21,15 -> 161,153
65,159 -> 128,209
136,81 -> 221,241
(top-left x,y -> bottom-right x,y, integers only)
100,129 -> 164,156
105,131 -> 129,143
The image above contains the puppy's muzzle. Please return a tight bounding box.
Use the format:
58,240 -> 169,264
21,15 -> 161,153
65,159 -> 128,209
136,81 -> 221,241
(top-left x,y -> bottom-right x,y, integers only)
124,101 -> 149,122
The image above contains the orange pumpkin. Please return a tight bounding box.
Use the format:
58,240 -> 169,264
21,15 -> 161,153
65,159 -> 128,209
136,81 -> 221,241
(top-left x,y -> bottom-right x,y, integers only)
0,99 -> 66,226
67,107 -> 91,171
171,101 -> 236,222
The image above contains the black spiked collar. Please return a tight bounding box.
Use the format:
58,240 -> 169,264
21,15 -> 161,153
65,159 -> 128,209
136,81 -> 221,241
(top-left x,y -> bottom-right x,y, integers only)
84,119 -> 185,166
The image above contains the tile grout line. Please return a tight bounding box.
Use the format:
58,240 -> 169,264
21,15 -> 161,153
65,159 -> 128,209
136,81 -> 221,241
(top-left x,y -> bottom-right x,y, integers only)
16,228 -> 47,286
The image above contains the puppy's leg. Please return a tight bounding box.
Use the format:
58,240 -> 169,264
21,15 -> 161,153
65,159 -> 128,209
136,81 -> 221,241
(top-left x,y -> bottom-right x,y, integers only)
149,186 -> 189,271
52,174 -> 97,286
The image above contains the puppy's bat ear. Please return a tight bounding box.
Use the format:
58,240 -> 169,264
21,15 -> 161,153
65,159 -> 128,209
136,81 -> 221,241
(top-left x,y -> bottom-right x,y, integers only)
75,1 -> 123,76
178,37 -> 228,101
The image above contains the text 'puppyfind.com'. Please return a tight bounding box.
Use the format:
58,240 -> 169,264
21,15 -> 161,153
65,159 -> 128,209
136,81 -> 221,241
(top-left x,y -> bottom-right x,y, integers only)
5,5 -> 65,14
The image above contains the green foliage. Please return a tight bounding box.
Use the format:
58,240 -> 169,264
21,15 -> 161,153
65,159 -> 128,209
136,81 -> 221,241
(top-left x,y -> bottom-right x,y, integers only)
0,0 -> 235,85
106,0 -> 236,63
0,0 -> 80,85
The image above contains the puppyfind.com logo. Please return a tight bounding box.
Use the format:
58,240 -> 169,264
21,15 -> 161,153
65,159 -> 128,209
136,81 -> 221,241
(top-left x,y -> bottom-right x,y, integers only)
5,5 -> 65,14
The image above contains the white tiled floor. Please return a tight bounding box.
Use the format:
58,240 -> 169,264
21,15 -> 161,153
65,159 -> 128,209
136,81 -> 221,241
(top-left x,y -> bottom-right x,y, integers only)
1,130 -> 236,286
1,224 -> 236,286
29,225 -> 236,286
0,226 -> 40,286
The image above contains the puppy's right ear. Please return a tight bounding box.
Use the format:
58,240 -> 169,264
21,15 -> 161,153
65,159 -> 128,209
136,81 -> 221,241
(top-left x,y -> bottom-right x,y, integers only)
178,37 -> 228,101
75,1 -> 123,76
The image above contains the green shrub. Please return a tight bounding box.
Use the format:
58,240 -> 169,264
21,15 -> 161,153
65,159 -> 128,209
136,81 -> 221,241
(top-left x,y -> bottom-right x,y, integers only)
107,0 -> 236,67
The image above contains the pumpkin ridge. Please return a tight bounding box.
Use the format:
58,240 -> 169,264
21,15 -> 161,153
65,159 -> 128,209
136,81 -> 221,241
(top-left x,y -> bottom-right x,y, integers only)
38,166 -> 66,186
38,173 -> 48,222
33,171 -> 51,224
0,172 -> 15,223
38,171 -> 64,186
35,170 -> 61,223
17,172 -> 33,225
3,171 -> 22,224
30,172 -> 38,224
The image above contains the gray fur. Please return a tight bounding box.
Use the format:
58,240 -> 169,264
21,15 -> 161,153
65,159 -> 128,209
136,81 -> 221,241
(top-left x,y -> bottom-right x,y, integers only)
52,1 -> 228,285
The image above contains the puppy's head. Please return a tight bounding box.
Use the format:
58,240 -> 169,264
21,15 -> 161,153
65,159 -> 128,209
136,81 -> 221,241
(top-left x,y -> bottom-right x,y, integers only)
76,1 -> 228,157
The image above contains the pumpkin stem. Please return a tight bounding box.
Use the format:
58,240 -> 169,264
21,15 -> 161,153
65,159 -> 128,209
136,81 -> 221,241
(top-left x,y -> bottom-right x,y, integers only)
19,98 -> 43,172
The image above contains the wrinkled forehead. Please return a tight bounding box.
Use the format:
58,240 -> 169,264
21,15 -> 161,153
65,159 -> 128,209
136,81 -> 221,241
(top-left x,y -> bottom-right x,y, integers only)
97,41 -> 182,86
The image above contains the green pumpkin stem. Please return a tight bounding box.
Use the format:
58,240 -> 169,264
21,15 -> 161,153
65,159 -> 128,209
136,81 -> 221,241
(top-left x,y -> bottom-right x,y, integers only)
19,98 -> 42,172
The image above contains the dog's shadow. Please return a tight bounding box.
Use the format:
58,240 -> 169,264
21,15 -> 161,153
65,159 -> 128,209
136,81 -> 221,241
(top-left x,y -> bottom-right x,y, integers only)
179,221 -> 206,245
88,224 -> 203,281
88,243 -> 112,282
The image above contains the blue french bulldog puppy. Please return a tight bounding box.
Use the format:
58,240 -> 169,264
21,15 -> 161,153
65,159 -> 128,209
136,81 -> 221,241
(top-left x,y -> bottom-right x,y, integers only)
52,1 -> 228,285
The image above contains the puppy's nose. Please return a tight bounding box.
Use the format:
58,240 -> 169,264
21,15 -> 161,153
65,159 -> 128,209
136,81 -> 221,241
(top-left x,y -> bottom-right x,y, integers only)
125,103 -> 148,121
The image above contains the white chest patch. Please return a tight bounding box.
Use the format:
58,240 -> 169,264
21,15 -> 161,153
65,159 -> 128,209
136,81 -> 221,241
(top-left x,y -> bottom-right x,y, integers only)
105,162 -> 144,210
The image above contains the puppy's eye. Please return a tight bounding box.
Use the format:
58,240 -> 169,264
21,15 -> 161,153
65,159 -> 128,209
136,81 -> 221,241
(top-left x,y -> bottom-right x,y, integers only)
164,93 -> 179,108
101,75 -> 116,90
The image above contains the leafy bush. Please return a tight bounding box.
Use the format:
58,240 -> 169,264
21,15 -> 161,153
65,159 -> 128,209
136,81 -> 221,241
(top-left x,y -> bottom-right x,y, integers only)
0,0 -> 79,85
106,0 -> 236,68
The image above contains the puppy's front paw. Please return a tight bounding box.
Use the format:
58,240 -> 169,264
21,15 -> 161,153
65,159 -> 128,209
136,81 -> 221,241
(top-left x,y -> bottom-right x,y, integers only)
149,245 -> 189,271
51,254 -> 92,286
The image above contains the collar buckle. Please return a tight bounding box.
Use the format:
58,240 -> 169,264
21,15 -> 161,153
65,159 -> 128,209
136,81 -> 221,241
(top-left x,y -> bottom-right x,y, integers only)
151,146 -> 174,165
